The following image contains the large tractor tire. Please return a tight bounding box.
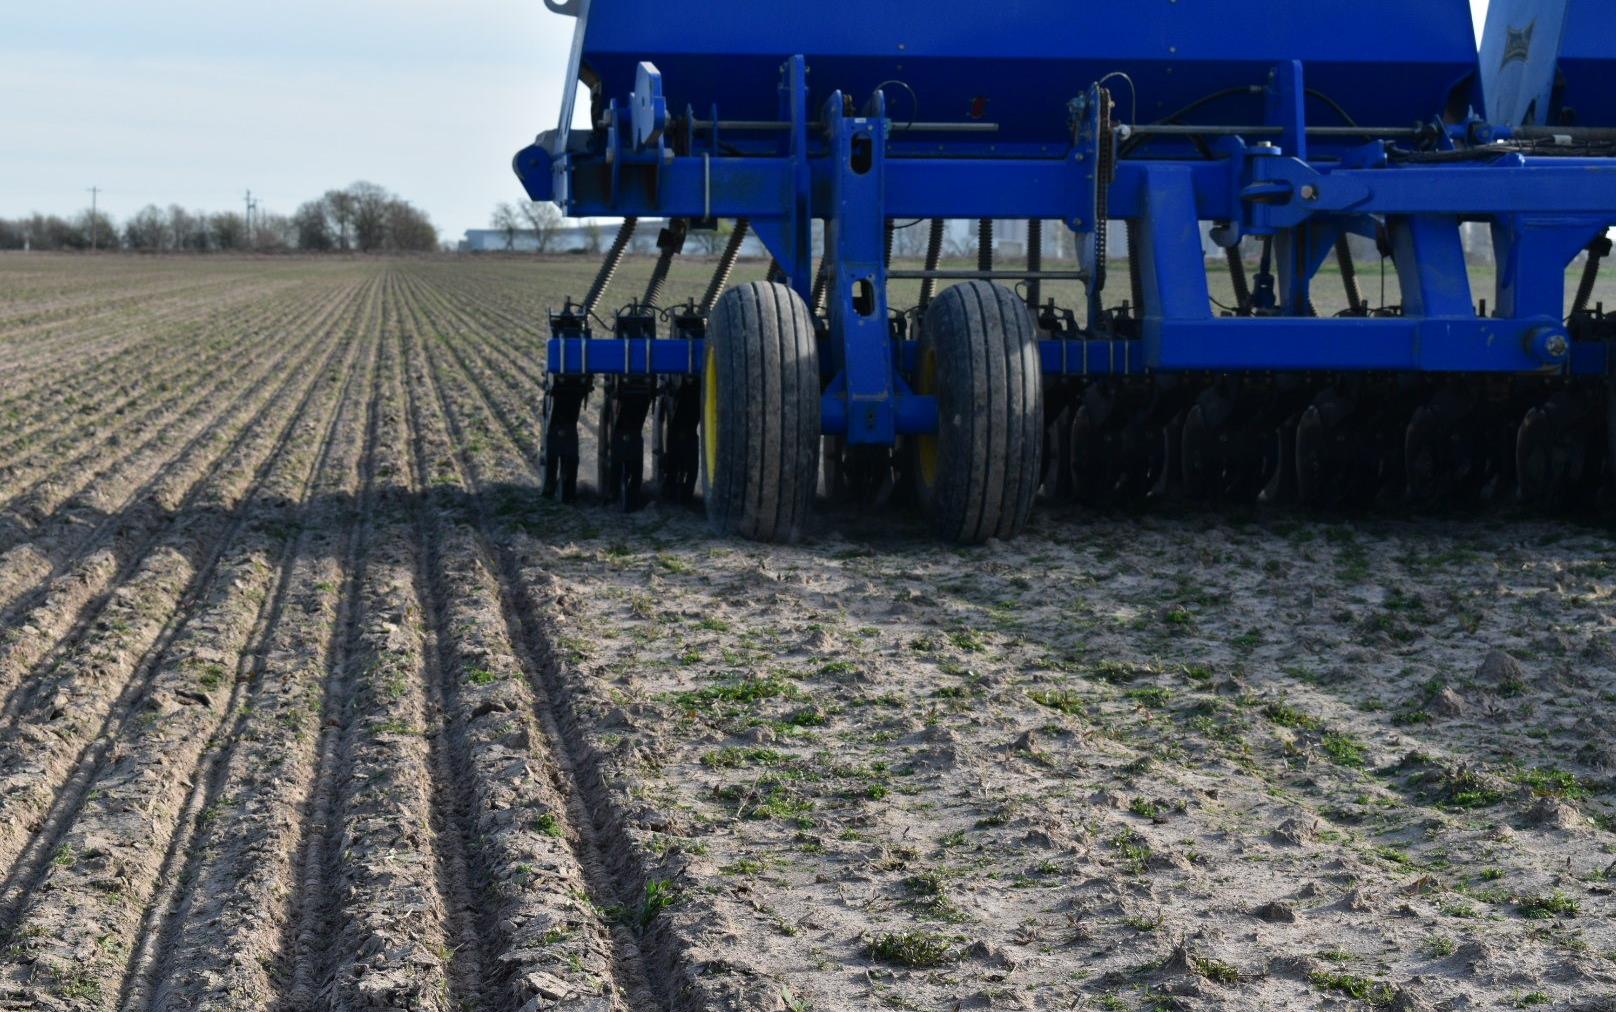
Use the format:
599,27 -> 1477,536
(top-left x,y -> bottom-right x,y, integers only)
702,282 -> 821,543
912,281 -> 1043,543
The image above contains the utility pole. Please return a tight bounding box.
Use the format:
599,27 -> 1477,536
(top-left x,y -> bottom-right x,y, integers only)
87,187 -> 101,251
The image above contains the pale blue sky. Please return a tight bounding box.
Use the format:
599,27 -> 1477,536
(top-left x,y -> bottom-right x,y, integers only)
2,1 -> 1490,237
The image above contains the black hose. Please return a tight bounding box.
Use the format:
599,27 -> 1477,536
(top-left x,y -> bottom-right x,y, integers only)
699,219 -> 749,315
582,217 -> 638,317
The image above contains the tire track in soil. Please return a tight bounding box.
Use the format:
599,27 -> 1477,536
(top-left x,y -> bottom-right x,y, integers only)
397,267 -> 708,1011
277,283 -> 476,1012
0,278 -> 358,739
0,275 -> 376,1012
0,275 -> 375,897
128,274 -> 384,1012
393,274 -> 637,1011
408,263 -> 794,1010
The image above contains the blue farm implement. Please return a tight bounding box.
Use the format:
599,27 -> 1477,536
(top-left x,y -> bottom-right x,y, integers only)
517,0 -> 1616,543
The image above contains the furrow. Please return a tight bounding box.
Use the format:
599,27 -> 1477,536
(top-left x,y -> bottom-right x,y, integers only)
407,266 -> 776,1010
0,279 -> 356,724
0,275 -> 349,523
398,272 -> 671,1010
0,279 -> 321,490
397,278 -> 635,1011
0,283 -> 371,1011
0,277 -> 374,904
281,285 -> 474,1012
135,278 -> 383,1012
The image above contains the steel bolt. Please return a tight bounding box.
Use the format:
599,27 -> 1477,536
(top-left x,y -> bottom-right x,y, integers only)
1300,184 -> 1319,201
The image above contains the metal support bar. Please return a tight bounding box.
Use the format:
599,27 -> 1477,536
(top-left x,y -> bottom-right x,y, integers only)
1120,124 -> 1421,138
825,91 -> 896,445
887,269 -> 1088,281
547,329 -> 1604,381
690,119 -> 1000,134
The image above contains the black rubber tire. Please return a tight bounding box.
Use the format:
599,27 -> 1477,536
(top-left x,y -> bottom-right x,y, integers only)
703,282 -> 820,543
913,281 -> 1043,543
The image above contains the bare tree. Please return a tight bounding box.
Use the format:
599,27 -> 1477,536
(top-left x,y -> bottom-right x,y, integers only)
892,219 -> 929,259
323,189 -> 357,250
584,220 -> 603,253
294,201 -> 333,251
209,212 -> 248,251
253,212 -> 295,251
124,205 -> 169,252
490,203 -> 521,251
78,209 -> 117,251
167,206 -> 200,250
517,200 -> 562,252
386,201 -> 438,252
348,182 -> 391,252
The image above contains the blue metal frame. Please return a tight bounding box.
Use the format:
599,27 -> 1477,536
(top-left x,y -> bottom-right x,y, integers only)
522,1 -> 1616,450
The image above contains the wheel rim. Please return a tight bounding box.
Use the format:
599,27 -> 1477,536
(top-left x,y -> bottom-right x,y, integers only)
914,346 -> 940,491
702,344 -> 720,482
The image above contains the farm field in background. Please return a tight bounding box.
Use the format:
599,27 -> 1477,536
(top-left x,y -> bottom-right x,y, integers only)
0,253 -> 1611,1012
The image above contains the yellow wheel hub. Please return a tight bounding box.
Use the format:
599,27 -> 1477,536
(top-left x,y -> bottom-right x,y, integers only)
703,344 -> 720,482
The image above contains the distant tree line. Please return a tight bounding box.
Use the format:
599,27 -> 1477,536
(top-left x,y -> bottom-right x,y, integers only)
0,182 -> 439,253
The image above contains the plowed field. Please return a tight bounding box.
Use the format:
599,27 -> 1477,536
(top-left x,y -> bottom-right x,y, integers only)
0,254 -> 1610,1012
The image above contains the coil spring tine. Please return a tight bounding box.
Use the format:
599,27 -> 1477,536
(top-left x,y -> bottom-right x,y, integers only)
583,217 -> 639,317
978,218 -> 994,273
1334,233 -> 1364,316
699,218 -> 749,315
766,259 -> 786,284
811,256 -> 830,317
642,219 -> 689,309
919,218 -> 945,311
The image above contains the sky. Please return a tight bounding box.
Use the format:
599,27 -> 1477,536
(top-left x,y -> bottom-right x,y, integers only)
2,1 -> 1491,238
